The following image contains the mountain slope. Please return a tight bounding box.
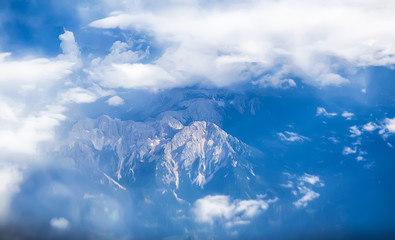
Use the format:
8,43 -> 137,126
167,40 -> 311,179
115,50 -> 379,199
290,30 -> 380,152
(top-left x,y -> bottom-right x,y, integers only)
63,114 -> 262,199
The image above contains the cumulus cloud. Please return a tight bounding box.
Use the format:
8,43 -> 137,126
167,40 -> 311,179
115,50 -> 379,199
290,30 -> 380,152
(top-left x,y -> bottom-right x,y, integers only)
277,131 -> 310,143
86,0 -> 395,90
0,30 -> 81,218
106,96 -> 124,106
362,122 -> 377,132
349,125 -> 362,137
341,111 -> 354,120
193,195 -> 276,227
316,107 -> 337,117
281,172 -> 324,208
50,217 -> 70,230
0,105 -> 66,155
0,31 -> 79,92
379,117 -> 395,137
342,146 -> 357,155
85,40 -> 172,90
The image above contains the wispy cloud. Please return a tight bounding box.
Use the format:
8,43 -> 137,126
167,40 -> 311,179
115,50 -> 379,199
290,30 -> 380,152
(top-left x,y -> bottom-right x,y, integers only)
277,131 -> 310,143
316,107 -> 337,117
341,111 -> 355,120
281,172 -> 324,208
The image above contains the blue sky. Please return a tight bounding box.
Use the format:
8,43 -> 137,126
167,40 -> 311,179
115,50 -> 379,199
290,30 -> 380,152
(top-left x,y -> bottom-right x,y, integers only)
0,0 -> 395,238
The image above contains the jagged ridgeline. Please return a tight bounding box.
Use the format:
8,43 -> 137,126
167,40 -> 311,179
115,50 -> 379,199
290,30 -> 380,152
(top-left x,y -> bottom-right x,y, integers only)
62,114 -> 265,201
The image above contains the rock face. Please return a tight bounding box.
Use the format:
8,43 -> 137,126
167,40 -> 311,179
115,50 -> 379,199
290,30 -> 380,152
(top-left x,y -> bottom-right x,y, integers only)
64,114 -> 259,195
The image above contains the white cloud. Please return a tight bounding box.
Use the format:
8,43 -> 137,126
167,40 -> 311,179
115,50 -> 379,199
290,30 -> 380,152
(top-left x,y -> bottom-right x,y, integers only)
107,96 -> 124,106
0,98 -> 24,122
87,63 -> 177,90
94,40 -> 146,65
316,107 -> 337,117
0,105 -> 66,154
293,186 -> 320,208
193,195 -> 276,227
380,117 -> 395,137
85,40 -> 167,90
0,55 -> 75,91
328,136 -> 339,143
50,217 -> 70,230
60,87 -> 98,104
87,0 -> 395,90
0,30 -> 80,218
277,131 -> 310,143
0,164 -> 23,220
342,146 -> 357,155
349,125 -> 362,137
341,111 -> 354,120
362,122 -> 377,132
356,156 -> 365,161
58,30 -> 81,64
0,31 -> 79,92
300,173 -> 323,186
281,172 -> 324,208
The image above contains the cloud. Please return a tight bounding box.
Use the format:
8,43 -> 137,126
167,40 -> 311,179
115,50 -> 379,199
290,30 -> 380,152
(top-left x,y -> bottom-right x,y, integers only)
0,30 -> 80,218
342,146 -> 357,155
300,173 -> 323,186
349,125 -> 362,137
277,131 -> 310,143
193,195 -> 276,227
58,30 -> 81,64
362,122 -> 377,132
88,63 -> 177,90
85,40 -> 171,90
107,96 -> 124,106
0,105 -> 66,154
316,107 -> 337,117
281,172 -> 324,208
50,217 -> 70,230
87,0 -> 395,90
379,117 -> 395,137
0,164 -> 23,220
60,87 -> 98,104
341,111 -> 354,120
293,186 -> 320,208
0,30 -> 79,92
59,86 -> 113,104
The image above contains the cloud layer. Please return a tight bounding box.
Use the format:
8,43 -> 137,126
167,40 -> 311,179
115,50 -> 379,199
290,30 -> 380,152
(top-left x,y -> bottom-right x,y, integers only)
87,0 -> 395,90
0,31 -> 80,217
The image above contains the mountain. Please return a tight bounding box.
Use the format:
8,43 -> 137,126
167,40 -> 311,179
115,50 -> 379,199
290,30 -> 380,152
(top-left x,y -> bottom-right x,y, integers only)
62,114 -> 263,201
